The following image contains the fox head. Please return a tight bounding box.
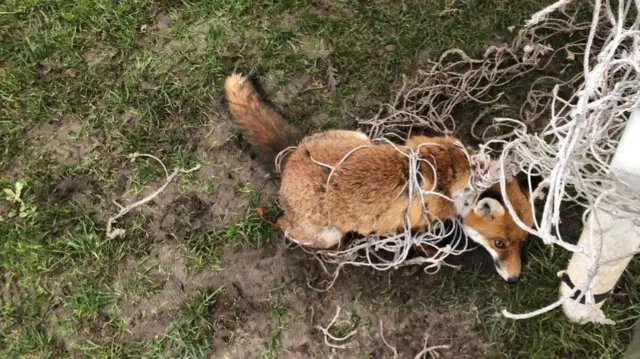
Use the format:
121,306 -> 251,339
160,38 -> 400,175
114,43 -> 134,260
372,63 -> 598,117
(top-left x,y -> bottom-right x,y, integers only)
403,136 -> 543,282
461,174 -> 543,283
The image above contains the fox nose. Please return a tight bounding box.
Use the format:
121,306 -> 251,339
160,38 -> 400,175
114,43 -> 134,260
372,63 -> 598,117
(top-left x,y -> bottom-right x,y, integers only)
506,276 -> 520,284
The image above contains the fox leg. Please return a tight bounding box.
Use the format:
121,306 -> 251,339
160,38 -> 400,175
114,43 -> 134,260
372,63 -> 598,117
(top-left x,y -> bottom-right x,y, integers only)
276,215 -> 342,249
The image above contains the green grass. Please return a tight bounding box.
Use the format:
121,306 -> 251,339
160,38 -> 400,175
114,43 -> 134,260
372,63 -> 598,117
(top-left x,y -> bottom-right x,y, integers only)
261,287 -> 290,359
165,287 -> 224,358
184,191 -> 279,271
1,0 -> 638,358
417,238 -> 640,358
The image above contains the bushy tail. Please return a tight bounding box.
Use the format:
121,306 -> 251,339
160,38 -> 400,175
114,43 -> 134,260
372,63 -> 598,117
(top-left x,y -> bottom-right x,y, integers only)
224,73 -> 301,171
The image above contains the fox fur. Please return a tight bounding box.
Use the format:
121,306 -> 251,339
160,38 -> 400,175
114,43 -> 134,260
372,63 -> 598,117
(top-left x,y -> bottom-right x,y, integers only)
224,73 -> 541,282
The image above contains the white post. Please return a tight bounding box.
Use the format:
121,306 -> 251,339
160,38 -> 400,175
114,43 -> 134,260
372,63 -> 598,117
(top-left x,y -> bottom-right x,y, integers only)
560,108 -> 640,324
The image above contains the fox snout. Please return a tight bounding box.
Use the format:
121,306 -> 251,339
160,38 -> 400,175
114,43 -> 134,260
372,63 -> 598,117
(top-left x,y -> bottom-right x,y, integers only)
463,226 -> 524,283
494,255 -> 521,284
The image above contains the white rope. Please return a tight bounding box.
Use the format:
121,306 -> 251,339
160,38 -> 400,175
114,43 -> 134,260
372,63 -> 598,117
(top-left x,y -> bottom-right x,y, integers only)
495,0 -> 640,322
357,0 -> 640,324
106,153 -> 201,239
315,306 -> 358,349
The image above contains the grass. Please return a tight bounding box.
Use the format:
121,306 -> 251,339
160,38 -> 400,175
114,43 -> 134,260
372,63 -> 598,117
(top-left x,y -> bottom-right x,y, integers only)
1,0 -> 638,358
184,191 -> 279,271
261,287 -> 290,359
165,287 -> 223,358
417,236 -> 640,358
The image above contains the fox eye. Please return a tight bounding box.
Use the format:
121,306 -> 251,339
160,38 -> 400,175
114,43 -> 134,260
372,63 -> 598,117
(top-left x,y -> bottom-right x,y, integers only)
494,239 -> 506,249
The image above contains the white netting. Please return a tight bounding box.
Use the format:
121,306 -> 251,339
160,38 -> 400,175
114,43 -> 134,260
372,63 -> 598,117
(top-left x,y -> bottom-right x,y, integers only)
492,0 -> 640,322
299,0 -> 640,324
298,3 -> 596,290
361,0 -> 640,323
287,136 -> 485,292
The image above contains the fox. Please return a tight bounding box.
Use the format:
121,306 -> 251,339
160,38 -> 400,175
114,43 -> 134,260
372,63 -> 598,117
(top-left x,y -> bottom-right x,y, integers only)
223,73 -> 541,283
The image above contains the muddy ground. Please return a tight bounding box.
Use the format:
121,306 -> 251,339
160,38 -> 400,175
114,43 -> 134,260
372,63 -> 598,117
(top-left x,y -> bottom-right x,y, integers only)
109,107 -> 495,359
4,1 -> 638,358
15,77 -> 499,358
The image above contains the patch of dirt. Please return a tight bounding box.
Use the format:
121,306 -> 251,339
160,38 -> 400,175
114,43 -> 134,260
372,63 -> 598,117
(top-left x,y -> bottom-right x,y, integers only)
309,0 -> 356,20
156,18 -> 222,57
155,13 -> 174,31
158,193 -> 210,238
106,114 -> 277,241
26,117 -> 102,166
47,176 -> 99,205
45,306 -> 118,355
262,71 -> 314,107
272,11 -> 299,30
258,71 -> 341,130
81,47 -> 121,68
353,89 -> 385,123
115,244 -> 204,340
161,39 -> 182,56
112,239 -> 493,358
272,249 -> 492,359
374,309 -> 490,358
113,243 -> 289,341
46,308 -> 80,352
297,37 -> 333,60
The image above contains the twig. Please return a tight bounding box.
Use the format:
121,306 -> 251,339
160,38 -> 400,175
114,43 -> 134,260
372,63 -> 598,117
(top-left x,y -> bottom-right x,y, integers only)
106,153 -> 201,239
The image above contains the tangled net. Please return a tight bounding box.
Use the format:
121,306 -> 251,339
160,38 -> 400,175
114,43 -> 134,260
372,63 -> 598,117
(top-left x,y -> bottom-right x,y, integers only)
302,0 -> 640,323
302,1 -> 595,290
493,0 -> 640,323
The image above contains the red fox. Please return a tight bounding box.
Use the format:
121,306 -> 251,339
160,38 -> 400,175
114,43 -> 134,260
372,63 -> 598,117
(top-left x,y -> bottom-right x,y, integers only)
224,73 -> 541,283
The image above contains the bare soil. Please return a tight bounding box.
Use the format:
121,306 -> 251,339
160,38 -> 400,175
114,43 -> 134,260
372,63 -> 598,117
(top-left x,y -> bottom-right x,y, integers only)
96,100 -> 497,358
13,67 -> 500,357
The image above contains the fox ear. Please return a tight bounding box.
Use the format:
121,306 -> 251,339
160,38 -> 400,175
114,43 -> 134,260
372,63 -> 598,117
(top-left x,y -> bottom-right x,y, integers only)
473,197 -> 505,218
516,172 -> 544,195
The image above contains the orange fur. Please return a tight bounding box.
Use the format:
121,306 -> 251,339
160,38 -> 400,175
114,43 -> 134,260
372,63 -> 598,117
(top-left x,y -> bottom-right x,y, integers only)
462,180 -> 536,282
225,74 -> 301,171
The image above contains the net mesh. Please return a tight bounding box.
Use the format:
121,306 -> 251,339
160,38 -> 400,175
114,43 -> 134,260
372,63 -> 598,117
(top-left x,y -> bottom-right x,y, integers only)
298,0 -> 640,323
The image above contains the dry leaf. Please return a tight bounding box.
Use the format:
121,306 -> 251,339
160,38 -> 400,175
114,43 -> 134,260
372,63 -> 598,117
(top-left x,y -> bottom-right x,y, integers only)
325,63 -> 339,92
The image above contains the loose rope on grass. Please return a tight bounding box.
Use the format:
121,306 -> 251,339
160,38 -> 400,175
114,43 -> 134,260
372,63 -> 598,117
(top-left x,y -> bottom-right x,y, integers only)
413,333 -> 451,359
378,318 -> 451,359
315,306 -> 358,350
106,153 -> 201,239
379,319 -> 399,359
